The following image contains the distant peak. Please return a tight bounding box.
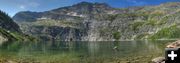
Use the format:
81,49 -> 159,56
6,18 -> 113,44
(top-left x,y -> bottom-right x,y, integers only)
78,1 -> 92,5
74,1 -> 93,6
75,1 -> 110,7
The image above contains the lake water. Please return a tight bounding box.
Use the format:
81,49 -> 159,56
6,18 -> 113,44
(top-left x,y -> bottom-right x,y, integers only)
0,40 -> 175,63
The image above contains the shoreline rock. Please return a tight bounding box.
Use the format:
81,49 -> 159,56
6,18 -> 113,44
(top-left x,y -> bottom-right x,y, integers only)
152,40 -> 180,63
152,57 -> 165,63
167,40 -> 180,48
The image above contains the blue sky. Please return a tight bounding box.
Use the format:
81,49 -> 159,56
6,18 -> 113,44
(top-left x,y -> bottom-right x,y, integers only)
0,0 -> 180,17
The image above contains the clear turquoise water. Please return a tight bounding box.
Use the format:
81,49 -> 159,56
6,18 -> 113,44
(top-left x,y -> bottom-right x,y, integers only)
0,40 -> 174,63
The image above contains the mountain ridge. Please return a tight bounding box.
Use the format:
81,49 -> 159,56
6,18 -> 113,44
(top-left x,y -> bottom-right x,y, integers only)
13,2 -> 121,22
13,2 -> 180,41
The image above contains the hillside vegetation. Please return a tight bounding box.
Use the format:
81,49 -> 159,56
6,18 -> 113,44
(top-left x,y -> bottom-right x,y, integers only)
13,2 -> 180,41
0,10 -> 36,42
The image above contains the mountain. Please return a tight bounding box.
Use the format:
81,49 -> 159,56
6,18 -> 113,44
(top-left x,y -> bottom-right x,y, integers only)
13,2 -> 180,41
0,10 -> 36,42
13,2 -> 120,22
0,11 -> 21,32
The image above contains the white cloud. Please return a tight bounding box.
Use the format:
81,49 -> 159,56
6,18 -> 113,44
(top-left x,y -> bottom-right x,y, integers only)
19,5 -> 26,9
18,1 -> 40,9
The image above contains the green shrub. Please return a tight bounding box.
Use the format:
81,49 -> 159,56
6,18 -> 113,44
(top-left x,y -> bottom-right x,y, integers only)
150,25 -> 180,39
130,21 -> 145,31
112,31 -> 121,40
0,28 -> 37,41
157,16 -> 169,25
135,33 -> 149,39
116,13 -> 138,18
0,28 -> 17,41
106,14 -> 118,21
146,19 -> 157,26
99,28 -> 109,36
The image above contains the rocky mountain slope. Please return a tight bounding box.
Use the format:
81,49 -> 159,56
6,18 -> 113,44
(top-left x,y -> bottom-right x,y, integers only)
13,2 -> 180,41
0,10 -> 35,42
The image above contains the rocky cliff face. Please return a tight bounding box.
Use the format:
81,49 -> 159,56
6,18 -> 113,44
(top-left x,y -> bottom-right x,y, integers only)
13,2 -> 180,41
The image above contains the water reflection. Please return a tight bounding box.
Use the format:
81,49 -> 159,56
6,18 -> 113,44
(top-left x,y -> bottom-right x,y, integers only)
0,40 -> 174,62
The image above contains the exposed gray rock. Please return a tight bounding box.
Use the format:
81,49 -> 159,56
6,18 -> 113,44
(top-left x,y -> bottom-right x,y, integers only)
0,35 -> 7,43
13,2 -> 180,41
152,57 -> 165,63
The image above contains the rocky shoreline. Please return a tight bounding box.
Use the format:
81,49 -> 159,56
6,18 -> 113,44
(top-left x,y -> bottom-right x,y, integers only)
152,40 -> 180,63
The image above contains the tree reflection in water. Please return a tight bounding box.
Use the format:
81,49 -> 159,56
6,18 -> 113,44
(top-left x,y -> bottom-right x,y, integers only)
0,40 -> 174,63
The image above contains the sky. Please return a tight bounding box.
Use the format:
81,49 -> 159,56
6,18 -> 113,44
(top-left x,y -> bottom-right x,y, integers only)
0,0 -> 180,17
